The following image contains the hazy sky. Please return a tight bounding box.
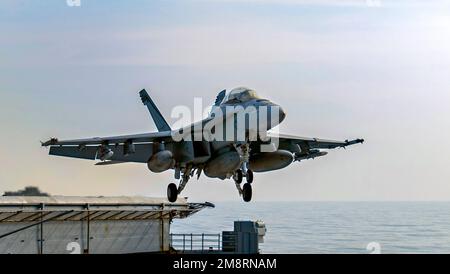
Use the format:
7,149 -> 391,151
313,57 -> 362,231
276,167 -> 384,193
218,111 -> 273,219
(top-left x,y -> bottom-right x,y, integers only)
1,0 -> 450,201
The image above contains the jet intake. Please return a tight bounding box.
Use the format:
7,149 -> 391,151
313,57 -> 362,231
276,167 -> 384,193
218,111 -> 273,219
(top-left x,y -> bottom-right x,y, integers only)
147,150 -> 174,173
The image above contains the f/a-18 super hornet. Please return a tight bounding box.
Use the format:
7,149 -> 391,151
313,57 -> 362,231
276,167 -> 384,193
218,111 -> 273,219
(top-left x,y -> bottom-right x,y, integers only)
42,87 -> 363,202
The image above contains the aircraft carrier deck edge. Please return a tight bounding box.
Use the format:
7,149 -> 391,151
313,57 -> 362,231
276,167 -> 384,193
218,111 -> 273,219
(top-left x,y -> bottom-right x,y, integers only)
0,196 -> 213,254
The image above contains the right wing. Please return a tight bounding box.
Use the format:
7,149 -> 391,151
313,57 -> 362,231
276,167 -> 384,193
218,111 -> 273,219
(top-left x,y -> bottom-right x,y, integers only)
41,131 -> 172,163
41,131 -> 171,147
47,144 -> 154,163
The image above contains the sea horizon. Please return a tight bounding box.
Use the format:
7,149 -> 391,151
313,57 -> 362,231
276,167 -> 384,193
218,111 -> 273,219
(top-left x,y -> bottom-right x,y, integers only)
172,201 -> 450,254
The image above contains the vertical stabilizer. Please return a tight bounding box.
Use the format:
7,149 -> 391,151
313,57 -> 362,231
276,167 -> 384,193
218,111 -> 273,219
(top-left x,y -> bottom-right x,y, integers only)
139,89 -> 171,132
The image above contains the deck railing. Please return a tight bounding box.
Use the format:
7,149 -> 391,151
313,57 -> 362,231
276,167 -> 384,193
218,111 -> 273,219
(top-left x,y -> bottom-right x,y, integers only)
170,233 -> 223,252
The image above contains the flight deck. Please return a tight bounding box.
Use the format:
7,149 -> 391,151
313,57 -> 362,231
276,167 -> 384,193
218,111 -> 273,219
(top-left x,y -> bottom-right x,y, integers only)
0,195 -> 265,254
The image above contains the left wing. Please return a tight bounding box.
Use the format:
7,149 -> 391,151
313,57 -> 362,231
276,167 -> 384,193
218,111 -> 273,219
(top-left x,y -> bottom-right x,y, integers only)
267,132 -> 364,161
271,133 -> 364,149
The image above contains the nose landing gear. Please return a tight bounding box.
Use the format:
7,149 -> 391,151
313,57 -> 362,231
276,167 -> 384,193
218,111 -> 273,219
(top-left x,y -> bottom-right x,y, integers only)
233,142 -> 254,202
246,169 -> 253,184
242,182 -> 252,202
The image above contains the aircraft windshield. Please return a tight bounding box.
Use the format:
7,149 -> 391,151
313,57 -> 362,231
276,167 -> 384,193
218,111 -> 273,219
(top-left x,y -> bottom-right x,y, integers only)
223,87 -> 260,104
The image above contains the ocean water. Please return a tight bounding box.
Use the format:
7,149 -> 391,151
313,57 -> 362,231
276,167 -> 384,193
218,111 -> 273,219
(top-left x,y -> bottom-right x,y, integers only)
171,202 -> 450,254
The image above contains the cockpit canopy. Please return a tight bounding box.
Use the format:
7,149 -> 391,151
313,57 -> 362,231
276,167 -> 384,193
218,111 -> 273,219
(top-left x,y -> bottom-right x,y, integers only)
222,87 -> 260,104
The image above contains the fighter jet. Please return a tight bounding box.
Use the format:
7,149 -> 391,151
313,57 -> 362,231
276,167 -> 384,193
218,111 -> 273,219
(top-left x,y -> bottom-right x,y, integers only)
42,87 -> 363,202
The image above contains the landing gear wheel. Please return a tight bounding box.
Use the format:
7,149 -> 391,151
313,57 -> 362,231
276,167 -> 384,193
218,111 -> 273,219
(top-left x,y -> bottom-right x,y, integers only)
242,183 -> 252,202
233,169 -> 243,184
246,169 -> 254,184
167,183 -> 178,202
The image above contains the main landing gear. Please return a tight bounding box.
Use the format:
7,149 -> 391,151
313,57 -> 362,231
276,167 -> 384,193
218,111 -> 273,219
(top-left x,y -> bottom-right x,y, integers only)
167,183 -> 178,202
233,169 -> 254,202
167,167 -> 192,203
